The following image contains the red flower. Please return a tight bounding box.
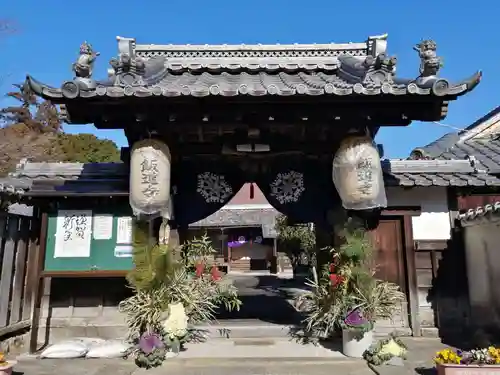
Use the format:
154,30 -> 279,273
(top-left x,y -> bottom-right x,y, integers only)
329,263 -> 336,273
211,265 -> 221,281
195,262 -> 205,278
329,274 -> 344,287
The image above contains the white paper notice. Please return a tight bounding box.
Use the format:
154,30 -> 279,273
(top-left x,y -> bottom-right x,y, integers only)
114,245 -> 133,258
54,210 -> 92,258
93,215 -> 113,240
116,217 -> 133,244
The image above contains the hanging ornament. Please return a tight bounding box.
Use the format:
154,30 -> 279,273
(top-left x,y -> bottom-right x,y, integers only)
269,170 -> 305,204
129,139 -> 171,219
250,182 -> 255,200
196,172 -> 233,203
332,135 -> 387,210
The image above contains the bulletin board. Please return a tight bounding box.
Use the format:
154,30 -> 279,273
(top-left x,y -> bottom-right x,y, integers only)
44,205 -> 135,273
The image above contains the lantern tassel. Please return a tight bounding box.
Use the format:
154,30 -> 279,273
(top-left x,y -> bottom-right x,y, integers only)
250,183 -> 255,200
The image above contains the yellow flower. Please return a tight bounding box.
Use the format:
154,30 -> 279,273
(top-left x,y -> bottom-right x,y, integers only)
434,349 -> 461,365
0,352 -> 6,365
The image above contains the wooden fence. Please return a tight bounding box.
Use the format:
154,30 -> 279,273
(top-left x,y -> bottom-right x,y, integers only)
0,212 -> 40,338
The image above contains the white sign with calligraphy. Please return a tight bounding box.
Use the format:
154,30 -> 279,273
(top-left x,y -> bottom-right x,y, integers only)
130,139 -> 172,218
54,210 -> 92,258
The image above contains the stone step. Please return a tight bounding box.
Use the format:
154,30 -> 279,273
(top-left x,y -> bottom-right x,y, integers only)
196,322 -> 412,340
197,322 -> 293,339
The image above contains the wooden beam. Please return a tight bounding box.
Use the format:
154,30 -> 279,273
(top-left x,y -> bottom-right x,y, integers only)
40,270 -> 129,278
414,240 -> 448,251
403,215 -> 421,337
382,207 -> 421,217
0,320 -> 30,338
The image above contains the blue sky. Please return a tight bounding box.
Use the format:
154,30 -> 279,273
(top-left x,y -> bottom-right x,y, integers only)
1,0 -> 497,158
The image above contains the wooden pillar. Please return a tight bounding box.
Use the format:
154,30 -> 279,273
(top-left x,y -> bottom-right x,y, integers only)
270,238 -> 278,274
403,215 -> 421,337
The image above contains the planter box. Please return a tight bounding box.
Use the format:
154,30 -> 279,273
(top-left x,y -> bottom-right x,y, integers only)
0,361 -> 16,375
437,363 -> 500,375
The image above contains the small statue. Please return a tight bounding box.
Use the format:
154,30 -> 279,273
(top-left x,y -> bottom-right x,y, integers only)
72,41 -> 100,79
362,53 -> 397,85
414,40 -> 442,77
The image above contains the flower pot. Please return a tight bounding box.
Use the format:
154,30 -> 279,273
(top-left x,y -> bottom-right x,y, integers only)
342,329 -> 374,358
0,360 -> 16,375
437,364 -> 500,375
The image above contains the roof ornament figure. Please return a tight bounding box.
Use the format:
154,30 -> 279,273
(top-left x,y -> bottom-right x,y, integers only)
414,40 -> 442,78
72,41 -> 100,79
108,36 -> 146,87
362,53 -> 397,85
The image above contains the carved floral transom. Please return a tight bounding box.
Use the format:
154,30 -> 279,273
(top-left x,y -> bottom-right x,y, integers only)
269,170 -> 305,204
196,172 -> 233,203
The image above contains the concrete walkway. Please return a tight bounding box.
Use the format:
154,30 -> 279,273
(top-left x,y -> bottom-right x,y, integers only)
12,337 -> 449,375
15,357 -> 373,375
370,337 -> 450,375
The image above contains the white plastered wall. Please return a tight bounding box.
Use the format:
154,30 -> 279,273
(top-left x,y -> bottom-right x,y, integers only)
386,186 -> 451,240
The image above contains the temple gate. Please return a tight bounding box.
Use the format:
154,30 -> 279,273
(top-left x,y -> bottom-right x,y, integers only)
24,35 -> 479,248
6,34 -> 482,345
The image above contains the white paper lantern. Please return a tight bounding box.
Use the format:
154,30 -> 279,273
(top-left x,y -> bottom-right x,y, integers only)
129,139 -> 171,218
332,135 -> 387,210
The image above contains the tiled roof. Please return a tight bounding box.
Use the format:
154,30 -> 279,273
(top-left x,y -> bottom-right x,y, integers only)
190,208 -> 279,230
382,159 -> 500,187
457,201 -> 500,224
0,159 -> 499,200
411,134 -> 500,173
26,35 -> 480,101
410,106 -> 500,173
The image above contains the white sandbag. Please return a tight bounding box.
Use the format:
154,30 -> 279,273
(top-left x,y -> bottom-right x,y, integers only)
40,339 -> 89,359
86,340 -> 130,358
332,135 -> 387,210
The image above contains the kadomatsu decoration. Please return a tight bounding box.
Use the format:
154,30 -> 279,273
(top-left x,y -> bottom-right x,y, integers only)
119,222 -> 241,368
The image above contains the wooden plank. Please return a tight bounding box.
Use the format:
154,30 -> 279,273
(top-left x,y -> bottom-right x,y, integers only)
431,250 -> 441,328
381,207 -> 421,217
23,217 -> 36,319
22,217 -> 39,320
416,269 -> 433,288
415,240 -> 448,251
0,215 -> 7,267
403,215 -> 421,337
0,216 -> 20,327
9,217 -> 30,324
29,211 -> 48,354
415,252 -> 432,269
41,270 -> 128,277
0,319 -> 30,338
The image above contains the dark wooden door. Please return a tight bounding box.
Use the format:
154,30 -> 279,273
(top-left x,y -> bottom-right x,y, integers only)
369,218 -> 406,292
